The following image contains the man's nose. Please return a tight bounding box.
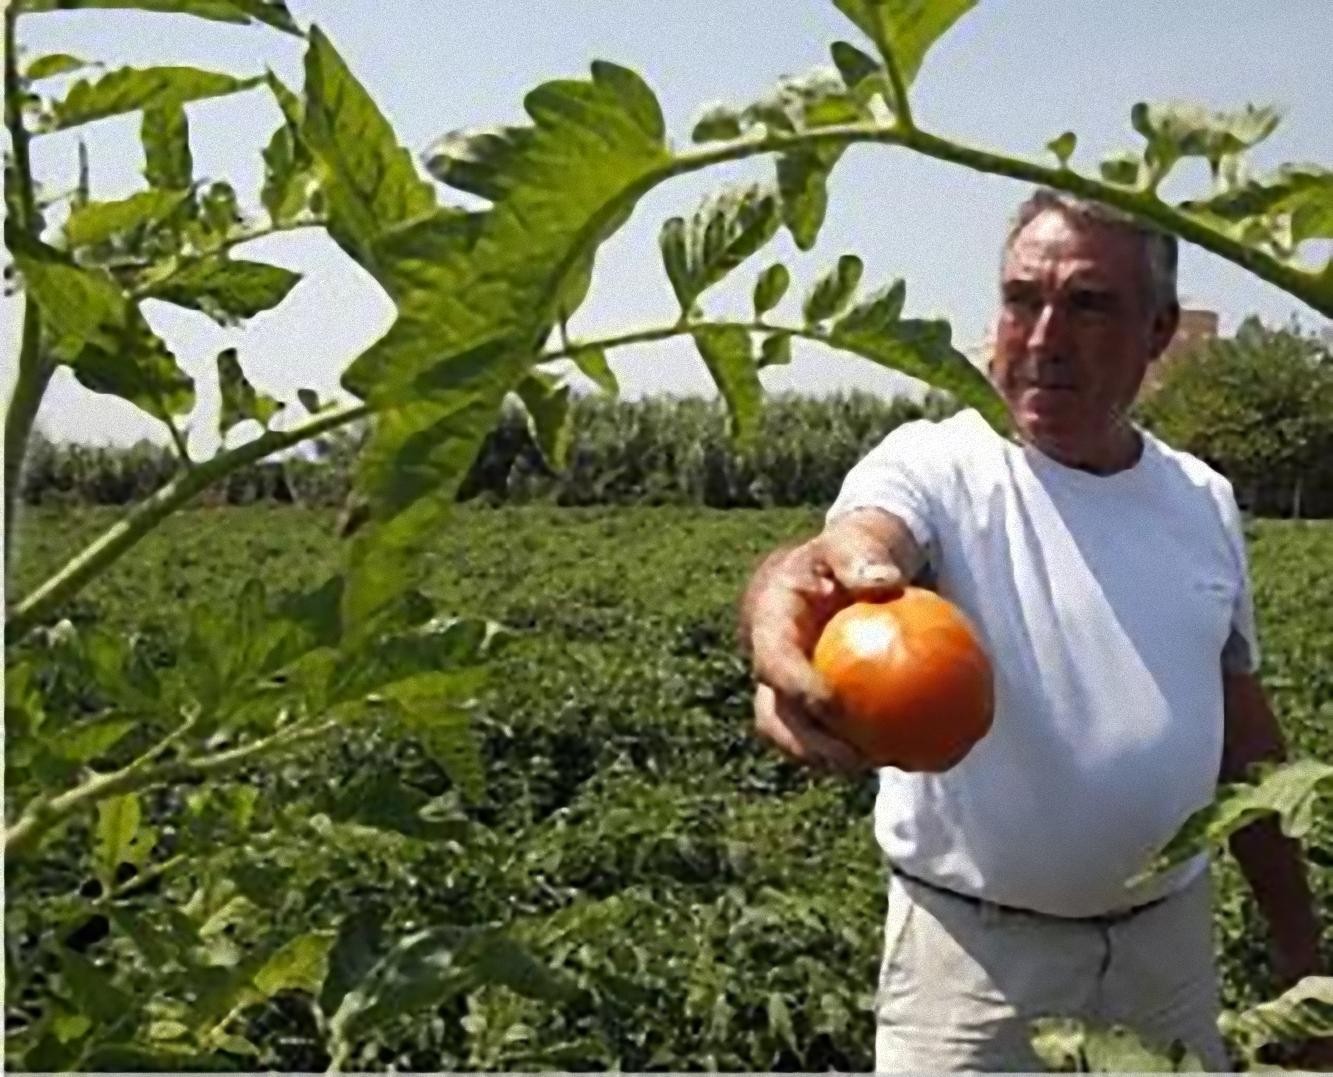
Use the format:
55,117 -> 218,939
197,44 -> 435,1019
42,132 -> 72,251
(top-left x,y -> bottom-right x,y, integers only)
1027,302 -> 1067,356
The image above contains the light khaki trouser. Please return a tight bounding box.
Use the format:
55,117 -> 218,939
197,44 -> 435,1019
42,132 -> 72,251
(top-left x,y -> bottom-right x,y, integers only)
874,868 -> 1232,1073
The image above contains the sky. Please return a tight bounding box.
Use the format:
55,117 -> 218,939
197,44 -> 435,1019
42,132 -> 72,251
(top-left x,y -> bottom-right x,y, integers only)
4,0 -> 1332,451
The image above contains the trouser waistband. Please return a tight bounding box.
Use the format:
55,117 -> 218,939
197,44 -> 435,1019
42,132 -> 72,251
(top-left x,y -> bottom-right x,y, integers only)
892,868 -> 1171,926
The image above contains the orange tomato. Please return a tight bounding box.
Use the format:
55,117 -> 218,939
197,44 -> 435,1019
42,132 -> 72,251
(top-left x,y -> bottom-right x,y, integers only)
812,587 -> 994,771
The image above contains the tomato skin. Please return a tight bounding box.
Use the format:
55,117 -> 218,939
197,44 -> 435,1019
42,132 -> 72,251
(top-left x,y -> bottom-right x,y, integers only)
812,588 -> 995,771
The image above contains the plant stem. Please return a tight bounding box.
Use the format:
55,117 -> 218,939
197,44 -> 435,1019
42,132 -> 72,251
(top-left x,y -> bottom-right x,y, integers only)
7,401 -> 368,638
4,714 -> 339,860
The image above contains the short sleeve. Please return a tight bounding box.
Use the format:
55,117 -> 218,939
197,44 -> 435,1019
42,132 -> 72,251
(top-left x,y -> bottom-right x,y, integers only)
1216,484 -> 1261,675
825,419 -> 943,557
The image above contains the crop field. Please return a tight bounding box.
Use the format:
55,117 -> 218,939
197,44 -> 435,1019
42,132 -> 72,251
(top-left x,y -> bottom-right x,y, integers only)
7,505 -> 1331,1071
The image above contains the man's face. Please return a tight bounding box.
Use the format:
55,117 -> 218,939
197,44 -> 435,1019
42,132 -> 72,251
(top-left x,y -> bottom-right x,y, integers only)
990,210 -> 1178,467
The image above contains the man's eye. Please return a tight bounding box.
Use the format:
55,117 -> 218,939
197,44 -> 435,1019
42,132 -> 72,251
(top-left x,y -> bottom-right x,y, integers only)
1071,292 -> 1113,314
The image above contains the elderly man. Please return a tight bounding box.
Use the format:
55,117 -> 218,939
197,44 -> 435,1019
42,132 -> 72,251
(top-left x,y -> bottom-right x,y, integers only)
739,189 -> 1325,1072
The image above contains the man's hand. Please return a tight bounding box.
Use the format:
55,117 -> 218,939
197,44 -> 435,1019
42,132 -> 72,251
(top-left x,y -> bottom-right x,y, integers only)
740,508 -> 925,776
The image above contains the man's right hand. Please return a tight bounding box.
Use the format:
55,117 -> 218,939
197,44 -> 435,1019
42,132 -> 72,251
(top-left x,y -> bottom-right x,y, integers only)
742,509 -> 922,776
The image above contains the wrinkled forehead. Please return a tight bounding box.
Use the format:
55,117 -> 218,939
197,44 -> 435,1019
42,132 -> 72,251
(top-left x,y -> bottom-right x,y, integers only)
1002,210 -> 1149,291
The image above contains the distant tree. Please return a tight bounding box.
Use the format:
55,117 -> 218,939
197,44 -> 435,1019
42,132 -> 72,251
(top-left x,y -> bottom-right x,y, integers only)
1138,318 -> 1333,517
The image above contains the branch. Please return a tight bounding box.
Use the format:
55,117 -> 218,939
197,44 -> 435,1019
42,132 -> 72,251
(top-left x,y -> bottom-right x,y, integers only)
7,400 -> 369,638
4,713 -> 339,860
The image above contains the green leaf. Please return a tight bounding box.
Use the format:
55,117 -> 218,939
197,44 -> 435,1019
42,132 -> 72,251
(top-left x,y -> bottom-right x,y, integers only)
827,314 -> 1009,429
53,716 -> 137,764
58,950 -> 133,1025
803,253 -> 864,324
252,931 -> 335,997
300,27 -> 437,271
9,226 -> 194,422
329,927 -> 571,1049
142,103 -> 192,189
514,370 -> 572,471
692,325 -> 761,443
94,793 -> 154,889
1031,1016 -> 1203,1072
691,103 -> 744,143
1047,130 -> 1077,168
320,909 -> 387,1021
1221,976 -> 1333,1061
1100,149 -> 1145,188
753,263 -> 791,317
833,277 -> 905,334
260,72 -> 317,225
64,188 -> 190,248
1131,101 -> 1282,190
658,183 -> 781,313
830,40 -> 883,94
759,332 -> 793,368
776,148 -> 837,251
296,388 -> 323,412
42,65 -> 262,133
217,347 -> 280,434
831,0 -> 976,91
19,0 -> 300,33
147,257 -> 301,324
568,346 -> 617,396
1184,165 -> 1333,245
1132,760 -> 1333,884
24,53 -> 91,80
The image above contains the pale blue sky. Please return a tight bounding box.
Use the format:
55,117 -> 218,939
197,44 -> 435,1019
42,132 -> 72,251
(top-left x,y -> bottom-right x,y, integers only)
5,1 -> 1331,450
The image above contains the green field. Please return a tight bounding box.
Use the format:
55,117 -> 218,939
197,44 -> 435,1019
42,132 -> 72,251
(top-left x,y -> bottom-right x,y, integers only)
8,506 -> 1332,1071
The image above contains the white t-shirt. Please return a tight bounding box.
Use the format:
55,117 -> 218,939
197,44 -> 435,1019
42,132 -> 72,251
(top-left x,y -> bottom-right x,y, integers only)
826,409 -> 1260,918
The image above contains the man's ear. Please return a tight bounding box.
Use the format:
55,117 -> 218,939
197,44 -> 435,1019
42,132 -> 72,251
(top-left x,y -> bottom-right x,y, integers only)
1148,301 -> 1181,360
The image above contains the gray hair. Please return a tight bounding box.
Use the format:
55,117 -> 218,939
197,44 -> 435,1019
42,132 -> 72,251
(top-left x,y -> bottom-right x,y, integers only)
1005,189 -> 1179,314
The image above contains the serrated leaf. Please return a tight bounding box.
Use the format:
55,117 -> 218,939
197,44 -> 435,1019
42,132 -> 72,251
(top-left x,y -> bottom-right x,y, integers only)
42,65 -> 261,132
834,278 -> 905,334
1132,760 -> 1333,884
1223,976 -> 1333,1059
759,332 -> 793,368
1047,130 -> 1077,168
217,347 -> 280,434
24,53 -> 91,80
64,188 -> 190,247
343,60 -> 669,619
301,27 -> 437,270
142,103 -> 192,189
753,263 -> 790,317
148,257 -> 301,323
9,226 -> 194,422
692,325 -> 761,443
567,346 -> 617,396
19,0 -> 300,33
804,254 -> 864,324
691,103 -> 744,143
658,183 -> 780,313
832,0 -> 976,91
514,370 -> 572,471
827,316 -> 1009,429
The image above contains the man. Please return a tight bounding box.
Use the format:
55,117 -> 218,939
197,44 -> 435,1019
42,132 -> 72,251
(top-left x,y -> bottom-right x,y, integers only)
739,190 -> 1325,1072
